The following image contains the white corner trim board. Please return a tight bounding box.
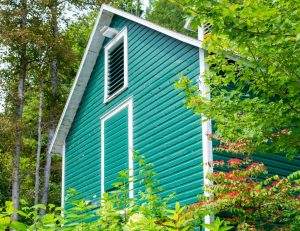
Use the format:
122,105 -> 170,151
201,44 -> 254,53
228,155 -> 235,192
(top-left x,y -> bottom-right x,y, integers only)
198,26 -> 214,227
100,97 -> 134,200
104,27 -> 129,103
61,142 -> 66,209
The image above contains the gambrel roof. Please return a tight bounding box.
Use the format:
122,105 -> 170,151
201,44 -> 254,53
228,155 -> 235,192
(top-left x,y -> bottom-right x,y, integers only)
50,4 -> 202,154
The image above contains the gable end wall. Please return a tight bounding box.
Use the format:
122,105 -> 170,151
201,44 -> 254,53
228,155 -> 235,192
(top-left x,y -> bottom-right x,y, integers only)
65,15 -> 203,206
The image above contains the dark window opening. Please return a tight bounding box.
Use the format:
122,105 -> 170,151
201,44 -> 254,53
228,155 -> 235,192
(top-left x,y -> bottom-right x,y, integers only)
108,41 -> 124,96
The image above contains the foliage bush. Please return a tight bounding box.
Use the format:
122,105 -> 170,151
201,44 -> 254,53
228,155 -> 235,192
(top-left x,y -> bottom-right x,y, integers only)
1,156 -> 299,230
0,155 -> 232,231
199,158 -> 300,230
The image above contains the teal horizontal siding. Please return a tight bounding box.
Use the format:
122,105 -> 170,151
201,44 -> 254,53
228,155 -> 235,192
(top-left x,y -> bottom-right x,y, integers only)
214,152 -> 300,177
104,108 -> 129,191
65,15 -> 202,206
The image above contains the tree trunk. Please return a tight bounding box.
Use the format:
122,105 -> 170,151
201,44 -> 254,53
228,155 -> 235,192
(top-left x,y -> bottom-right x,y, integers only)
11,0 -> 27,222
40,0 -> 58,213
34,79 -> 43,206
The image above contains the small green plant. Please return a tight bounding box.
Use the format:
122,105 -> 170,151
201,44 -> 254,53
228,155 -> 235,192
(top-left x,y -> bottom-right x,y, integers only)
0,201 -> 27,231
95,154 -> 201,230
163,202 -> 194,231
202,217 -> 233,231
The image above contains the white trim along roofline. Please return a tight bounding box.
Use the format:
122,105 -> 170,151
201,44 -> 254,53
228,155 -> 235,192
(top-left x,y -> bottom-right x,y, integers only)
105,5 -> 202,48
49,4 -> 203,155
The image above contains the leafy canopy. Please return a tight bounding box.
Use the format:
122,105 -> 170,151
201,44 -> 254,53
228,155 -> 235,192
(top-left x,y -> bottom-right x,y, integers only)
146,0 -> 196,37
176,0 -> 300,158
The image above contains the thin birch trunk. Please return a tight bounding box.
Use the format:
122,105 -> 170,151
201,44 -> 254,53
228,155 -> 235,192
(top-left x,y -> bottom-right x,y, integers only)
34,79 -> 43,206
11,0 -> 27,222
40,0 -> 58,213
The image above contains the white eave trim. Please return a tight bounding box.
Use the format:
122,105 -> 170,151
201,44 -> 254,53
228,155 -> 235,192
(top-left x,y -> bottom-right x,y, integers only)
103,5 -> 202,48
49,6 -> 113,155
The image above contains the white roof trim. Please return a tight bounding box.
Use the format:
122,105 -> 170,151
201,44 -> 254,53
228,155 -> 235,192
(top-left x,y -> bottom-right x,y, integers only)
50,4 -> 202,154
103,5 -> 202,48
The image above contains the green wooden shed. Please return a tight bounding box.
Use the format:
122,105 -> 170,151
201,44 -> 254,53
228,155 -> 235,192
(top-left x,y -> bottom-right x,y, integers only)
49,4 -> 300,217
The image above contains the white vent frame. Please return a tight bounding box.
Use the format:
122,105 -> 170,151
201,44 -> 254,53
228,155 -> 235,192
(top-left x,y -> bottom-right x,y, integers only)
104,27 -> 128,103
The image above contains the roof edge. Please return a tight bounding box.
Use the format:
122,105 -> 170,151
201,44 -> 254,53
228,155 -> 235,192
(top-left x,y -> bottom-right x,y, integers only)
102,5 -> 202,48
49,5 -> 112,154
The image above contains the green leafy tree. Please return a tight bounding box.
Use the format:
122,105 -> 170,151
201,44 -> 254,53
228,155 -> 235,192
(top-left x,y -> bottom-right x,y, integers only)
0,0 -> 100,216
176,0 -> 300,158
0,0 -> 39,220
146,0 -> 195,37
111,0 -> 143,16
0,151 -> 12,205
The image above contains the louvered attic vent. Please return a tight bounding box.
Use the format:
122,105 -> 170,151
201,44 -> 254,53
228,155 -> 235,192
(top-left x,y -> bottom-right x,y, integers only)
108,42 -> 124,95
104,28 -> 128,103
204,23 -> 212,35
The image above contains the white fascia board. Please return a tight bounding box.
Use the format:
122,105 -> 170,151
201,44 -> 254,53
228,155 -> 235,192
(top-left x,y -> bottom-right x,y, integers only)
101,5 -> 202,48
49,7 -> 113,155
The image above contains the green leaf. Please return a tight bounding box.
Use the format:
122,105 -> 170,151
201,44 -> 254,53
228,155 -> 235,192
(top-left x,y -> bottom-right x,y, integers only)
0,216 -> 10,225
5,201 -> 14,214
202,223 -> 218,231
17,210 -> 28,218
10,221 -> 27,231
182,226 -> 191,231
32,204 -> 46,210
163,221 -> 176,227
220,226 -> 234,231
